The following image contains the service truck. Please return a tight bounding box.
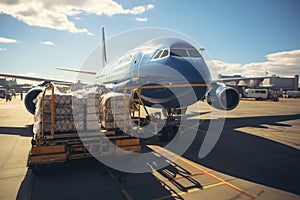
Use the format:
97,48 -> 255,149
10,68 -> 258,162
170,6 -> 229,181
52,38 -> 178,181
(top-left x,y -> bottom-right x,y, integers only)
285,90 -> 300,98
243,88 -> 279,101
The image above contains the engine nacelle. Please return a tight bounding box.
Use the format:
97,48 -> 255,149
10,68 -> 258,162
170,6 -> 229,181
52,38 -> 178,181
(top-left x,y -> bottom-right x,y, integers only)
206,86 -> 240,110
24,86 -> 43,114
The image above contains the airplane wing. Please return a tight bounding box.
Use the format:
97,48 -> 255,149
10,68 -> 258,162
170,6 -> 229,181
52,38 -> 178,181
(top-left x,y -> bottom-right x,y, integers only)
212,76 -> 279,84
0,72 -> 73,85
56,68 -> 97,75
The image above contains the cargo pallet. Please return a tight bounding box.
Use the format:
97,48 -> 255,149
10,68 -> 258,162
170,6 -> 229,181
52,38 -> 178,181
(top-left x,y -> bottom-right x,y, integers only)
28,83 -> 142,175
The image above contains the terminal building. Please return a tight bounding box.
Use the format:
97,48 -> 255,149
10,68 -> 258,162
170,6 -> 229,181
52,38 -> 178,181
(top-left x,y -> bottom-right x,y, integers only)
262,75 -> 299,91
0,78 -> 6,88
0,77 -> 32,92
218,74 -> 299,91
0,77 -> 17,88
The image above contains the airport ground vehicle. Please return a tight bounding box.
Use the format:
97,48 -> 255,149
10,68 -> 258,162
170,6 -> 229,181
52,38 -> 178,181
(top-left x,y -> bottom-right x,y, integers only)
0,88 -> 6,99
284,90 -> 300,98
243,88 -> 279,101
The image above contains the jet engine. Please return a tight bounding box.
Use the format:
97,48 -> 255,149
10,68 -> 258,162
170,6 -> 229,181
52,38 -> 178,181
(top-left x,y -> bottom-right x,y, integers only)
206,85 -> 240,110
24,86 -> 43,114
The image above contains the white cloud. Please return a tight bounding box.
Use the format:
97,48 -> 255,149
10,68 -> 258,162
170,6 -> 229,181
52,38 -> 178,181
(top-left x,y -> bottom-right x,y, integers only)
130,4 -> 154,15
0,36 -> 18,43
0,1 -> 154,35
147,4 -> 155,10
136,17 -> 148,22
210,49 -> 300,79
0,47 -> 7,51
40,41 -> 55,46
266,49 -> 300,66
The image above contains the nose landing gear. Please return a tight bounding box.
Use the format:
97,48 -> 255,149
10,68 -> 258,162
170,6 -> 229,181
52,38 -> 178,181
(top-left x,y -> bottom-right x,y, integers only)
158,108 -> 185,141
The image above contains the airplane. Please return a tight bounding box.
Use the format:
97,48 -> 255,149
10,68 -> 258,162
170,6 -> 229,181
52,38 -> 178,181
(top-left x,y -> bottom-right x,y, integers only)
0,27 -> 273,124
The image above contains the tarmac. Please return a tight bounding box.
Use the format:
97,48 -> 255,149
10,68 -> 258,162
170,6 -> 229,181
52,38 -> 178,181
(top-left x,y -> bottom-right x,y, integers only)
0,97 -> 300,200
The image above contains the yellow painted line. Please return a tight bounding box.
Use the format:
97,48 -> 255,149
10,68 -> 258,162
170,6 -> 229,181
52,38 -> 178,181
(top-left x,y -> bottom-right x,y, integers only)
148,145 -> 256,200
203,181 -> 226,189
178,156 -> 256,199
106,167 -> 133,200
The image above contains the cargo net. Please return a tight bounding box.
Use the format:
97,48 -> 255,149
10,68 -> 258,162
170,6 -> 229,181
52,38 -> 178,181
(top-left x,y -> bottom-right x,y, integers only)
33,84 -> 132,138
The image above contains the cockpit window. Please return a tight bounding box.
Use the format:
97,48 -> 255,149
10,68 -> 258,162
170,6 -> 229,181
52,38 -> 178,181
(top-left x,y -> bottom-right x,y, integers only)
152,48 -> 170,61
170,48 -> 202,58
161,49 -> 169,58
153,50 -> 163,59
170,48 -> 189,57
151,47 -> 202,61
188,49 -> 202,57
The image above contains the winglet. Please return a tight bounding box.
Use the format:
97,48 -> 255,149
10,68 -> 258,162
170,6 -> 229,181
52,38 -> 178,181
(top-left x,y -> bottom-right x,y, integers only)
101,26 -> 107,67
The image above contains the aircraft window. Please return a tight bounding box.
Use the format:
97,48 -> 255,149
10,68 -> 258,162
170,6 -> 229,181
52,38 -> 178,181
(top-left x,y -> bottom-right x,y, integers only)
170,48 -> 188,57
153,50 -> 163,60
254,90 -> 266,94
152,48 -> 170,61
188,49 -> 202,57
160,49 -> 169,58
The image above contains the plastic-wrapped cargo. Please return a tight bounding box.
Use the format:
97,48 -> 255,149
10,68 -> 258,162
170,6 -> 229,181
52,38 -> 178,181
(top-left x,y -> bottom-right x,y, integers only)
72,84 -> 111,132
33,83 -> 132,138
33,84 -> 108,136
99,92 -> 132,130
33,92 -> 79,137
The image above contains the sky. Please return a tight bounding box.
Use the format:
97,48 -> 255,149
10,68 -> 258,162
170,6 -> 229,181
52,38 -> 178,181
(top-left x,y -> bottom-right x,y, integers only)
0,0 -> 299,83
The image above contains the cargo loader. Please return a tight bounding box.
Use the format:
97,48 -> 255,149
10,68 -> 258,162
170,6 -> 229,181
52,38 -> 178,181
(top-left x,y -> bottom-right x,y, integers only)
28,83 -> 141,175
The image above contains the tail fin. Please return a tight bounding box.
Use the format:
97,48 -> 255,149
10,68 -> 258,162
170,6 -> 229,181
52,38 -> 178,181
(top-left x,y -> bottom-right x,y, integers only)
101,26 -> 107,67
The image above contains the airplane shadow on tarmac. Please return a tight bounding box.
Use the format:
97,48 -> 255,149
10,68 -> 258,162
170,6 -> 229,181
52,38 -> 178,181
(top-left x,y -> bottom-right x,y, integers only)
16,155 -> 194,200
16,114 -> 300,199
0,125 -> 33,137
184,114 -> 300,195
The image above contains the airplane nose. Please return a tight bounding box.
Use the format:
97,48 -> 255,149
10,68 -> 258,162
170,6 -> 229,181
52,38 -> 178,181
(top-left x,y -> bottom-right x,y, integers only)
136,57 -> 211,108
138,57 -> 211,85
162,57 -> 211,85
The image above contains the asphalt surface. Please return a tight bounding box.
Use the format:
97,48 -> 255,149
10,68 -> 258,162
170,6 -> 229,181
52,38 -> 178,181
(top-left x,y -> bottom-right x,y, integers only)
0,97 -> 300,200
